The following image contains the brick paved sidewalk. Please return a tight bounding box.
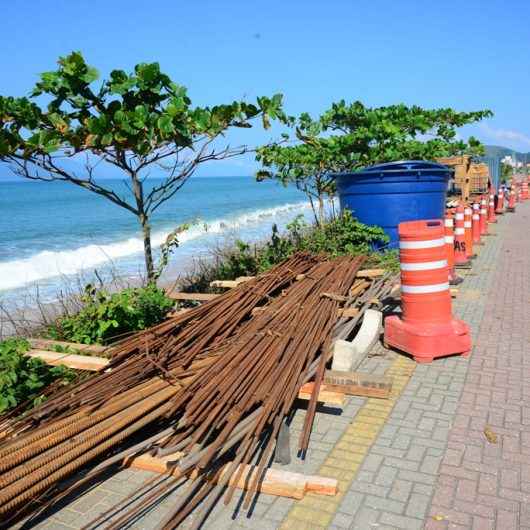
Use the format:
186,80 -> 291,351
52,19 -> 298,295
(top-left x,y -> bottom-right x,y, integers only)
17,202 -> 529,530
426,202 -> 530,530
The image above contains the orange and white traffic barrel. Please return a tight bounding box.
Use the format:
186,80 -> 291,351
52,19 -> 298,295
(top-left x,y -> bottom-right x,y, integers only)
472,202 -> 481,245
444,212 -> 461,285
480,196 -> 489,235
464,205 -> 474,259
384,219 -> 472,363
454,205 -> 470,266
487,192 -> 497,223
496,188 -> 504,214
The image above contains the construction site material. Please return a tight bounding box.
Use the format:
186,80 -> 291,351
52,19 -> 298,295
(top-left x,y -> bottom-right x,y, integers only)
26,349 -> 110,371
298,382 -> 345,405
349,308 -> 382,361
1,253 -> 392,529
27,338 -> 111,356
165,291 -> 219,301
488,192 -> 497,223
355,268 -> 385,279
323,370 -> 392,399
335,160 -> 452,248
480,196 -> 489,235
126,454 -> 338,500
384,219 -> 471,363
454,204 -> 470,267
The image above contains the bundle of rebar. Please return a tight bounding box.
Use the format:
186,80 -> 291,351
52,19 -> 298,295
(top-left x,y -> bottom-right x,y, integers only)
0,253 -> 372,529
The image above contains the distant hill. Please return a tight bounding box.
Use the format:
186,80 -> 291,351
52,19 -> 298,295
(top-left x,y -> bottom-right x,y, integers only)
484,145 -> 530,161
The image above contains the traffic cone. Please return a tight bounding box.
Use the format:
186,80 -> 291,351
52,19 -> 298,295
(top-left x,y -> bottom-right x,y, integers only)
507,187 -> 516,212
472,202 -> 482,245
464,205 -> 474,259
496,187 -> 504,214
444,212 -> 462,285
480,196 -> 489,235
487,192 -> 497,223
384,219 -> 472,363
454,204 -> 470,267
516,181 -> 522,203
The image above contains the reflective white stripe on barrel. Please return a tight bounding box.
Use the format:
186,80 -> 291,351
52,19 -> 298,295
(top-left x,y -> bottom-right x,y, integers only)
401,282 -> 450,294
455,213 -> 464,220
399,237 -> 445,250
481,209 -> 487,214
454,228 -> 465,235
472,214 -> 480,220
444,219 -> 453,227
464,221 -> 472,228
445,235 -> 454,243
400,260 -> 447,271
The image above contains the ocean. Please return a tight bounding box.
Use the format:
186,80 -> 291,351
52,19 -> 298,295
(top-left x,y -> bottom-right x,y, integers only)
0,177 -> 313,305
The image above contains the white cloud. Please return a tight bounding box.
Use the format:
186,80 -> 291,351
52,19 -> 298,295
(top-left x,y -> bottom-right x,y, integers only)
479,123 -> 530,149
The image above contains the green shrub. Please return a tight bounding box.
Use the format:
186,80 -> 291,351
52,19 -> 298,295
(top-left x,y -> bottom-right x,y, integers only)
185,210 -> 391,285
48,283 -> 175,345
215,241 -> 260,280
0,338 -> 76,413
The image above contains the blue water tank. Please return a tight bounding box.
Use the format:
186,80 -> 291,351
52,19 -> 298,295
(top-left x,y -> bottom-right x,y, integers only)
334,160 -> 452,248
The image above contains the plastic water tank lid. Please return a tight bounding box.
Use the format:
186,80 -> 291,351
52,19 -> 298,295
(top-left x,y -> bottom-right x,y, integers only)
356,160 -> 450,173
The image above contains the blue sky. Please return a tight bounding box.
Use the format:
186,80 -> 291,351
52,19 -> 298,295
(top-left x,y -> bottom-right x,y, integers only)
1,0 -> 530,176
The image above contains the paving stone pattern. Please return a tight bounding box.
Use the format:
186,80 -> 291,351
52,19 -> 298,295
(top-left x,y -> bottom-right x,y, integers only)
17,202 -> 529,530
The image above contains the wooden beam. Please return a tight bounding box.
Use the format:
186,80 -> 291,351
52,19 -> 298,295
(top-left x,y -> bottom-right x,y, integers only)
165,291 -> 219,301
28,338 -> 110,356
125,453 -> 338,500
349,280 -> 370,297
210,280 -> 239,289
298,382 -> 345,405
356,269 -> 385,279
26,350 -> 109,371
338,307 -> 360,318
324,370 -> 392,399
209,276 -> 254,289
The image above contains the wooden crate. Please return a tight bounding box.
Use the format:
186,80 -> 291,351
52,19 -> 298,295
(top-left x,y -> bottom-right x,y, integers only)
466,163 -> 489,193
436,155 -> 471,181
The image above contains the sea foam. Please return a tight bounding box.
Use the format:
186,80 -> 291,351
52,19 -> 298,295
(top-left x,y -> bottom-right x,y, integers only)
0,201 -> 312,291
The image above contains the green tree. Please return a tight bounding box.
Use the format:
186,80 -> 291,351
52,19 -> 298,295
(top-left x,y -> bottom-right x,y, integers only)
257,101 -> 492,224
0,52 -> 286,280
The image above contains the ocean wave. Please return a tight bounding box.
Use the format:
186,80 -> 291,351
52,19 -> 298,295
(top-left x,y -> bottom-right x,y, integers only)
0,201 -> 312,292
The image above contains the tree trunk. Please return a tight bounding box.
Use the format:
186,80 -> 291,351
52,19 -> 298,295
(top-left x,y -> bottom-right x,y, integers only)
140,215 -> 155,282
318,194 -> 325,226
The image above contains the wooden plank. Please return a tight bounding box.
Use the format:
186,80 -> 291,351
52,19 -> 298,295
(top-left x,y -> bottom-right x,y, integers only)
28,338 -> 110,356
356,269 -> 385,279
298,382 -> 345,406
26,350 -> 109,371
165,291 -> 219,301
210,280 -> 239,289
126,453 -> 338,499
235,276 -> 255,283
124,450 -> 185,475
324,370 -> 392,399
349,280 -> 370,297
338,307 -> 360,318
210,276 -> 254,289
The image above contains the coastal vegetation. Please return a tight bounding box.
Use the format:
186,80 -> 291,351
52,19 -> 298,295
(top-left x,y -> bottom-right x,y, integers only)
0,52 -> 286,281
257,102 -> 492,224
0,338 -> 76,413
47,283 -> 174,345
